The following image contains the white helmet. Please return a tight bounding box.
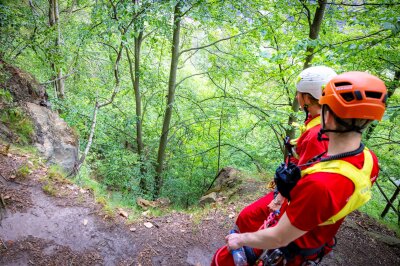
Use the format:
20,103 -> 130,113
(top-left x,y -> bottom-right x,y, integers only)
296,66 -> 337,100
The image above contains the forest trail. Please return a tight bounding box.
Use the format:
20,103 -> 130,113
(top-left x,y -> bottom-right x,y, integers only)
1,146 -> 400,266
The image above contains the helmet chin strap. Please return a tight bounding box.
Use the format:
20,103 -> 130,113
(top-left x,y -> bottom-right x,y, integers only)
318,105 -> 366,141
303,104 -> 309,123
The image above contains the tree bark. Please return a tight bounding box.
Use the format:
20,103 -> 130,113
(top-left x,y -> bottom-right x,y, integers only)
48,0 -> 64,99
126,31 -> 146,190
155,2 -> 181,197
287,0 -> 327,140
72,102 -> 99,175
303,0 -> 327,69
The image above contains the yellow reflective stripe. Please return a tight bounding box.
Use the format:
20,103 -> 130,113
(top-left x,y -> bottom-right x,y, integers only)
305,116 -> 321,131
300,150 -> 373,226
289,116 -> 321,146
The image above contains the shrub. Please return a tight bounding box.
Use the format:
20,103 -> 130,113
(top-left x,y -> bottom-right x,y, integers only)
16,164 -> 30,179
0,106 -> 34,144
0,89 -> 13,104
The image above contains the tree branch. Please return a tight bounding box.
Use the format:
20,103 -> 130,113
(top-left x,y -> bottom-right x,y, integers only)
324,1 -> 400,6
175,72 -> 209,88
179,29 -> 255,56
40,70 -> 77,84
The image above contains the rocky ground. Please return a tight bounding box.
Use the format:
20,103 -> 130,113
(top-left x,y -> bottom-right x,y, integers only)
0,144 -> 399,266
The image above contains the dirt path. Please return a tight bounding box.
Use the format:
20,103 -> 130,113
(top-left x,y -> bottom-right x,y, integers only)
1,149 -> 400,266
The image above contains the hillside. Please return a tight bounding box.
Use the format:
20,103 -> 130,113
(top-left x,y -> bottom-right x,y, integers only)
0,143 -> 399,265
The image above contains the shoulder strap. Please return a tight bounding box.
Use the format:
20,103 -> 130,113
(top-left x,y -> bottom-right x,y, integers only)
301,149 -> 374,225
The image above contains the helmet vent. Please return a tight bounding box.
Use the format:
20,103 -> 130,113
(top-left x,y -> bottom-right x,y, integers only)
335,82 -> 352,87
340,92 -> 355,102
365,91 -> 382,99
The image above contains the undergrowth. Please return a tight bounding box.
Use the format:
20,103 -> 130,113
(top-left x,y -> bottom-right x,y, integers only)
0,105 -> 34,144
360,184 -> 400,237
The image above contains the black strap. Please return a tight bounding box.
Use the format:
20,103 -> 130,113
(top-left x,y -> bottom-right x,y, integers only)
243,246 -> 258,265
300,143 -> 365,168
280,237 -> 337,264
280,242 -> 324,259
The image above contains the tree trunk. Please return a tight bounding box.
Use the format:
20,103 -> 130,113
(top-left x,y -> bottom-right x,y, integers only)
155,2 -> 181,197
287,0 -> 327,140
70,44 -> 123,176
71,102 -> 99,176
126,31 -> 146,191
48,0 -> 64,99
303,0 -> 327,69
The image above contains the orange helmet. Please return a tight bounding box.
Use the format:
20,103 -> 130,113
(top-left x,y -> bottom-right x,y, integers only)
319,71 -> 387,120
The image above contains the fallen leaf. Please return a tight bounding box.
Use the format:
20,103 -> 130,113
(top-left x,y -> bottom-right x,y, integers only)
144,222 -> 154,228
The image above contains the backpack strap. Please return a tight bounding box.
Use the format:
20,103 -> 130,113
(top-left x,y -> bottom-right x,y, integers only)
301,149 -> 374,225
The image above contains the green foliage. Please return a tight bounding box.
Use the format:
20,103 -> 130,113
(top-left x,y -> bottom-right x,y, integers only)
0,106 -> 34,144
47,165 -> 67,182
42,183 -> 57,196
16,163 -> 30,179
1,1 -> 399,233
73,164 -> 142,218
0,89 -> 13,104
360,184 -> 400,236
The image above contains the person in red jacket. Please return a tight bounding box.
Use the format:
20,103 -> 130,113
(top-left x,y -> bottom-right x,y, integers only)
223,71 -> 387,266
236,66 -> 337,234
211,66 -> 337,266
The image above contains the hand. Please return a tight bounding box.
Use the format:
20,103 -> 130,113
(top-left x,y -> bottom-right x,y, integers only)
225,232 -> 243,250
267,193 -> 284,211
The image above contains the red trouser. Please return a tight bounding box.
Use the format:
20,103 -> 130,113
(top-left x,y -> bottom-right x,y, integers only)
211,191 -> 333,265
211,192 -> 279,266
236,191 -> 276,233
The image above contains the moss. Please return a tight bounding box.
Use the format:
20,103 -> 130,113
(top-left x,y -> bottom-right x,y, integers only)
0,106 -> 34,144
46,165 -> 68,182
16,164 -> 30,179
42,183 -> 57,196
0,89 -> 13,104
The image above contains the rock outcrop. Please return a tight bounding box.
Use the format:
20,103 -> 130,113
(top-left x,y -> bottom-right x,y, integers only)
0,60 -> 78,173
199,167 -> 242,205
24,102 -> 78,173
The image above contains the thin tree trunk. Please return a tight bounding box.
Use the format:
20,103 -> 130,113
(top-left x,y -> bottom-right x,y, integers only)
126,32 -> 146,191
72,102 -> 99,175
134,37 -> 144,156
287,0 -> 327,140
303,0 -> 327,69
155,2 -> 181,197
70,44 -> 123,177
49,0 -> 64,99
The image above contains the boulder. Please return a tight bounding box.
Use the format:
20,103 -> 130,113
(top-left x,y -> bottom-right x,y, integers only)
199,192 -> 218,206
0,59 -> 78,173
24,102 -> 78,173
200,167 -> 243,205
